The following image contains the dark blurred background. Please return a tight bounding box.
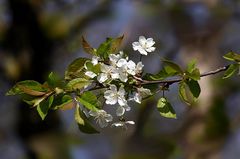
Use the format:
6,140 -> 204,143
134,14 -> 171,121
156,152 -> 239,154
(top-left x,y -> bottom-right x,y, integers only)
0,0 -> 240,159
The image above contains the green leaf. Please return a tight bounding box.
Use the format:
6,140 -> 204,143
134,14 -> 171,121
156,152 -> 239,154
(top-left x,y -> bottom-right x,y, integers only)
223,51 -> 240,62
186,68 -> 200,81
37,95 -> 54,120
84,61 -> 101,74
76,91 -> 99,111
47,72 -> 64,88
81,36 -> 97,55
186,60 -> 197,73
75,106 -> 99,134
186,80 -> 201,98
66,78 -> 91,91
179,82 -> 196,105
147,65 -> 180,81
6,80 -> 48,96
223,64 -> 239,79
27,96 -> 48,107
157,97 -> 176,119
75,106 -> 84,125
96,35 -> 124,59
164,65 -> 179,75
51,94 -> 73,110
65,57 -> 90,80
162,59 -> 183,74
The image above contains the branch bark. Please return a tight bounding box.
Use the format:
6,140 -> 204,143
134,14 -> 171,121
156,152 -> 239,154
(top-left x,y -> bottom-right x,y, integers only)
134,65 -> 229,86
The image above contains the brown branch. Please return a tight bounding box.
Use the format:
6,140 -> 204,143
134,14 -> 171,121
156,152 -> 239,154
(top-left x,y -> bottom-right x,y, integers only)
135,65 -> 229,86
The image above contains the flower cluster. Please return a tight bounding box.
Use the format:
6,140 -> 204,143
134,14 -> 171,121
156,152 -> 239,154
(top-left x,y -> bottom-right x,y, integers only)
85,51 -> 144,83
84,36 -> 155,128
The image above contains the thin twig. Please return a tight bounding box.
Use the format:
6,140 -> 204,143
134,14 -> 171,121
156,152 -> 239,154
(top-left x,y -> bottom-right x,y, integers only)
135,65 -> 229,86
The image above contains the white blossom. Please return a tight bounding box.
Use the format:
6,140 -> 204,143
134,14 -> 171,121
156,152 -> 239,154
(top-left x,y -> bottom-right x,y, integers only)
109,54 -> 122,66
127,60 -> 137,75
132,36 -> 156,55
97,64 -> 119,83
133,93 -> 142,104
85,71 -> 97,78
135,62 -> 144,74
116,105 -> 131,116
111,120 -> 135,128
104,85 -> 128,106
91,56 -> 100,65
118,66 -> 128,82
116,59 -> 143,82
133,87 -> 152,104
89,109 -> 113,128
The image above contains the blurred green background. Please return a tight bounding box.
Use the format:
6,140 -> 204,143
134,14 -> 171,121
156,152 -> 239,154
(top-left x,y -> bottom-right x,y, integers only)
0,0 -> 240,159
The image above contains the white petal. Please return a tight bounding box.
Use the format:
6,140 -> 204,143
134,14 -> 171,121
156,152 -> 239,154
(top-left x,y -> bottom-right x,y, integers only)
100,64 -> 110,73
127,60 -> 136,69
119,72 -> 128,82
105,114 -> 113,122
110,68 -> 119,79
136,62 -> 144,70
89,110 -> 98,117
138,87 -> 152,97
125,121 -> 135,125
109,54 -> 120,65
118,97 -> 128,106
92,56 -> 99,65
146,38 -> 155,47
98,118 -> 108,128
126,67 -> 136,75
139,36 -> 146,46
104,90 -> 113,99
146,47 -> 156,52
112,122 -> 124,127
138,47 -> 148,55
123,105 -> 131,111
134,93 -> 142,103
119,51 -> 124,56
117,58 -> 128,67
116,106 -> 125,116
106,98 -> 118,105
118,86 -> 125,96
97,73 -> 108,83
85,71 -> 97,78
109,85 -> 117,92
132,42 -> 140,51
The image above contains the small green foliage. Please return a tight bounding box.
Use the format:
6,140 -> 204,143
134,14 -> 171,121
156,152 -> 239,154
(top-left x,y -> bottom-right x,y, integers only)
81,36 -> 97,55
157,97 -> 176,119
37,95 -> 54,120
47,72 -> 64,89
66,78 -> 91,91
178,81 -> 198,105
186,79 -> 201,98
75,106 -> 99,134
223,64 -> 239,79
76,91 -> 100,111
6,80 -> 49,96
20,94 -> 43,107
51,94 -> 73,110
186,60 -> 197,73
185,60 -> 200,81
223,51 -> 240,62
96,35 -> 124,59
84,61 -> 101,74
162,59 -> 183,74
64,57 -> 90,80
148,66 -> 179,81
